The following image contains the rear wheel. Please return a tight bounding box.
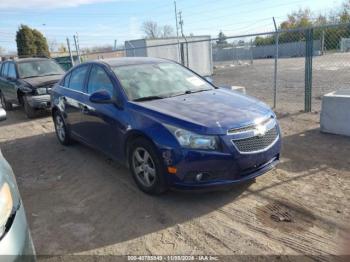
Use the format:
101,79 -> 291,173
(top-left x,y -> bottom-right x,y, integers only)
53,112 -> 72,145
23,96 -> 37,118
0,91 -> 13,110
128,138 -> 168,195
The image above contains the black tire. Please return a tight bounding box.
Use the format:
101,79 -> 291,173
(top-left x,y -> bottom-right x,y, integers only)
128,137 -> 168,195
23,96 -> 37,118
53,111 -> 72,145
0,91 -> 13,110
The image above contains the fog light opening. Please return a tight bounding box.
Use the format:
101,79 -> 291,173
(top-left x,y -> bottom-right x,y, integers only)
195,173 -> 204,182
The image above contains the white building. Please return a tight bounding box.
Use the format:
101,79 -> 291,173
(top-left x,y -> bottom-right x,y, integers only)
125,36 -> 213,76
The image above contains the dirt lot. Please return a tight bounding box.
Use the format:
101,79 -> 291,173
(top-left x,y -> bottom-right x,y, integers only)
0,60 -> 349,260
0,103 -> 349,260
214,52 -> 350,113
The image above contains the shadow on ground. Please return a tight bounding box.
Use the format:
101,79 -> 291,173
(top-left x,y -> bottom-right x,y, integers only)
279,128 -> 350,173
0,131 -> 252,254
0,107 -> 51,128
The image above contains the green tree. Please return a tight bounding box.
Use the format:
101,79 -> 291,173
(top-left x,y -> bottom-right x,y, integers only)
280,8 -> 313,30
254,36 -> 275,46
16,25 -> 36,56
254,1 -> 350,48
32,29 -> 49,56
16,25 -> 49,57
339,0 -> 350,22
216,31 -> 228,46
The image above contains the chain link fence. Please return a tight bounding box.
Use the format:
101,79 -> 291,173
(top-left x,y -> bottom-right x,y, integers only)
55,23 -> 350,114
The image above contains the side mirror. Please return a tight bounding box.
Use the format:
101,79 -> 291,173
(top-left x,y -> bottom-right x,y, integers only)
89,90 -> 113,104
204,76 -> 213,83
0,108 -> 7,122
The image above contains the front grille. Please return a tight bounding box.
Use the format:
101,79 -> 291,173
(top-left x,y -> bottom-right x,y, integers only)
232,126 -> 278,153
228,116 -> 273,134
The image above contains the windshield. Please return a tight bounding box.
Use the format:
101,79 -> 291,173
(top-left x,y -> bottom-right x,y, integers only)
18,60 -> 64,78
112,62 -> 214,101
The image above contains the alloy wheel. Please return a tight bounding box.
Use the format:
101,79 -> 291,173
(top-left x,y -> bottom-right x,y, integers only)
132,147 -> 156,187
55,115 -> 66,142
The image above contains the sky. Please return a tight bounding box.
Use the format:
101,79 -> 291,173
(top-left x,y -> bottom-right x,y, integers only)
0,0 -> 343,53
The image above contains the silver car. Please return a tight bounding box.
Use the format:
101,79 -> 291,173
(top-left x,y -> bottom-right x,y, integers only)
0,108 -> 36,261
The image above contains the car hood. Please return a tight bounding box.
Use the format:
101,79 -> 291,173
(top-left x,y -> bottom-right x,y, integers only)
22,74 -> 63,88
130,89 -> 273,135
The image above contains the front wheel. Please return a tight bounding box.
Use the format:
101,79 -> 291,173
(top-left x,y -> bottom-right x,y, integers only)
54,112 -> 72,145
23,96 -> 37,118
128,138 -> 168,195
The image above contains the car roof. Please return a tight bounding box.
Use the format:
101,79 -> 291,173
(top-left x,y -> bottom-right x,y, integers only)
97,57 -> 169,67
15,57 -> 52,63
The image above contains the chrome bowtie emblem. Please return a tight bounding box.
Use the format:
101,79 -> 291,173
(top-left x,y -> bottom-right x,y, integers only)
254,125 -> 267,137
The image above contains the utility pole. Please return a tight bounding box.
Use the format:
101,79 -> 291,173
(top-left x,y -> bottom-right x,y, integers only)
76,32 -> 82,62
66,38 -> 74,67
73,34 -> 82,64
174,0 -> 180,62
178,11 -> 189,66
321,30 -> 325,55
178,11 -> 184,37
272,17 -> 279,109
114,40 -> 117,51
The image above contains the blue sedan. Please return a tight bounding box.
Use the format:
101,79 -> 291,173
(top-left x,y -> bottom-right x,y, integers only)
51,57 -> 281,194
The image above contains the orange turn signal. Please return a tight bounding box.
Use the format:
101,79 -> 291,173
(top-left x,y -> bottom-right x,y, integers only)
167,167 -> 177,174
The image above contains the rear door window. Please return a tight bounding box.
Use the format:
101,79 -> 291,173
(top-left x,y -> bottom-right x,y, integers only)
7,63 -> 17,79
68,65 -> 89,92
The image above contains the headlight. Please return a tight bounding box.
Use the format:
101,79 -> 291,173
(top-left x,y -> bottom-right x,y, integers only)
0,182 -> 13,237
165,125 -> 218,150
35,87 -> 47,95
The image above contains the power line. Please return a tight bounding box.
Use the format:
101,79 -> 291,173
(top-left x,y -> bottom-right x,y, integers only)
175,0 -> 310,27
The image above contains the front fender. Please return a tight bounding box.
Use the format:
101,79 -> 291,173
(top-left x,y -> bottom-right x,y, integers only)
18,84 -> 33,95
124,111 -> 182,167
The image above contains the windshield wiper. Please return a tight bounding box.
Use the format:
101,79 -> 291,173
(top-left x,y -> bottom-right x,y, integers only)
169,89 -> 212,97
41,73 -> 63,76
22,73 -> 62,79
190,89 -> 213,93
133,95 -> 167,102
22,75 -> 41,79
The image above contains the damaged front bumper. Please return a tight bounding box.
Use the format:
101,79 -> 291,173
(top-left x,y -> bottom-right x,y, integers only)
26,95 -> 51,109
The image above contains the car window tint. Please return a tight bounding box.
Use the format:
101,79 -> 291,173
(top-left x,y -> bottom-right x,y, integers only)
8,63 -> 16,78
68,65 -> 89,92
1,62 -> 9,77
87,65 -> 114,95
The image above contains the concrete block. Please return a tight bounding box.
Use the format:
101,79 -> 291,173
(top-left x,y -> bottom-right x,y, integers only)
320,89 -> 350,136
231,86 -> 246,94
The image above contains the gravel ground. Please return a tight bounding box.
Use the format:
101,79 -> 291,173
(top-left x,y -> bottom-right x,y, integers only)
0,60 -> 349,260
